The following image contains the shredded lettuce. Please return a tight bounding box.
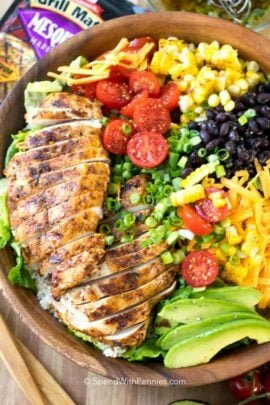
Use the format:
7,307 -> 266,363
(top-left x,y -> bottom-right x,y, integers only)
5,128 -> 42,168
68,328 -> 108,351
121,339 -> 164,361
0,178 -> 11,248
8,241 -> 36,291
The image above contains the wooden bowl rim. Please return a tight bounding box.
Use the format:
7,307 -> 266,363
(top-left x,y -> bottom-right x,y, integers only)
1,12 -> 270,386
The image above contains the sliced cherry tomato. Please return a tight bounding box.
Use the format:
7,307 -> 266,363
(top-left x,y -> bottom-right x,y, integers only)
96,79 -> 132,110
120,90 -> 149,118
181,205 -> 213,236
102,119 -> 133,155
109,65 -> 134,82
133,98 -> 171,134
129,71 -> 160,97
262,370 -> 270,393
195,187 -> 229,223
159,82 -> 181,111
124,37 -> 157,58
181,250 -> 219,287
71,81 -> 97,100
127,131 -> 168,169
228,371 -> 262,400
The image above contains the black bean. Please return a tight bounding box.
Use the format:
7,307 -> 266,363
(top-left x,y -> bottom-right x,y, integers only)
206,109 -> 215,119
189,150 -> 205,165
234,101 -> 245,112
260,138 -> 270,148
237,147 -> 250,161
259,151 -> 270,164
216,105 -> 224,112
207,120 -> 219,136
248,119 -> 259,133
215,112 -> 227,123
265,82 -> 270,92
226,113 -> 237,121
258,83 -> 266,93
201,121 -> 208,131
219,122 -> 231,137
260,105 -> 270,117
249,138 -> 263,149
188,121 -> 199,130
181,167 -> 193,178
257,117 -> 270,129
240,94 -> 253,106
200,129 -> 212,144
205,138 -> 221,152
170,108 -> 181,123
235,159 -> 243,169
228,129 -> 240,142
257,93 -> 270,104
225,141 -> 236,154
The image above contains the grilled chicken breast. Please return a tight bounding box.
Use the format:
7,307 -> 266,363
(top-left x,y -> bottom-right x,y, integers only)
6,92 -> 177,354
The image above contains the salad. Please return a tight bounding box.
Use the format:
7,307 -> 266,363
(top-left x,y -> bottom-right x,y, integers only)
2,35 -> 270,369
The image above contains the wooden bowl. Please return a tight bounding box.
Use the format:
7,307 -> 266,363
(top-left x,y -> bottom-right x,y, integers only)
1,12 -> 270,386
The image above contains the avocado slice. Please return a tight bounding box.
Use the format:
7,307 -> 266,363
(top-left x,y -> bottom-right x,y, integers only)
159,298 -> 255,324
158,311 -> 264,350
189,286 -> 261,308
164,318 -> 270,368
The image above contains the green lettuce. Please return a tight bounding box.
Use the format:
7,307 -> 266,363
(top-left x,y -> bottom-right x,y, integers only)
8,241 -> 36,291
5,128 -> 42,168
68,328 -> 108,351
0,178 -> 11,248
121,338 -> 164,361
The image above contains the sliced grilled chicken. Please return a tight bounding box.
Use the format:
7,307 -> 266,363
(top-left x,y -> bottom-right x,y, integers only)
22,207 -> 103,264
120,174 -> 149,210
10,173 -> 109,228
8,162 -> 110,211
21,120 -> 101,150
25,92 -> 102,127
39,233 -> 105,275
67,258 -> 170,304
61,267 -> 177,320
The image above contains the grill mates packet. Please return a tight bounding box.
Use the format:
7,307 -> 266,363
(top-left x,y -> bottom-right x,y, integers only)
0,0 -> 145,102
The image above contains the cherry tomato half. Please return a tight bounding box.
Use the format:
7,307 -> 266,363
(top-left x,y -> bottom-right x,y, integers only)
120,90 -> 149,118
124,37 -> 157,58
129,71 -> 160,97
96,79 -> 132,110
181,205 -> 214,236
109,65 -> 134,82
262,370 -> 270,393
228,371 -> 262,400
127,131 -> 168,169
102,119 -> 133,155
71,81 -> 97,100
159,82 -> 181,111
133,98 -> 171,134
195,187 -> 229,223
181,250 -> 219,288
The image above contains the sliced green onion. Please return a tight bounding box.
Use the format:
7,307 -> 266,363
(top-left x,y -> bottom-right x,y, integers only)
129,192 -> 141,205
161,250 -> 174,264
180,127 -> 190,137
238,115 -> 248,126
105,235 -> 114,246
217,149 -> 230,161
99,224 -> 111,235
169,210 -> 182,226
149,225 -> 166,243
214,224 -> 225,235
106,197 -> 121,212
140,238 -> 152,248
162,185 -> 174,197
172,250 -> 186,264
189,136 -> 202,146
123,170 -> 132,180
166,231 -> 179,245
220,217 -> 231,228
189,130 -> 200,138
123,162 -> 132,171
245,108 -> 256,119
198,148 -> 207,158
215,165 -> 226,178
108,182 -> 119,195
101,117 -> 109,126
120,235 -> 134,243
145,216 -> 158,228
172,177 -> 182,191
220,242 -> 231,255
123,213 -> 136,228
228,255 -> 241,265
143,195 -> 154,205
170,168 -> 183,178
182,143 -> 192,153
115,219 -> 125,231
163,173 -> 171,184
200,234 -> 213,243
113,164 -> 122,174
153,199 -> 170,220
178,156 -> 188,169
122,123 -> 132,135
207,154 -> 219,163
169,152 -> 180,169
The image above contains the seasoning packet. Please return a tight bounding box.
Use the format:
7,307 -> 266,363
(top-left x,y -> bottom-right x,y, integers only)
0,0 -> 146,103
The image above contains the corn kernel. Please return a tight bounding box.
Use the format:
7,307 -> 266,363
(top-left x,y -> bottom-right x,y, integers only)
214,76 -> 226,92
184,74 -> 194,83
224,100 -> 235,112
219,90 -> 231,105
193,92 -> 206,104
228,84 -> 241,97
179,94 -> 194,112
208,94 -> 220,107
236,78 -> 248,91
246,61 -> 260,73
177,80 -> 188,92
171,184 -> 205,206
194,106 -> 204,114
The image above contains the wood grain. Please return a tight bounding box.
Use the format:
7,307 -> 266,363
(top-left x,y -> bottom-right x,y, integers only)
1,12 -> 270,388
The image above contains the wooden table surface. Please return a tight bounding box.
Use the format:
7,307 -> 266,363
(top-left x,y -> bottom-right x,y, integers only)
1,2 -> 269,404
